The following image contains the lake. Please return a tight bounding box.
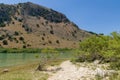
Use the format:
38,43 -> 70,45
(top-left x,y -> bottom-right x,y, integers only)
0,51 -> 74,67
0,53 -> 41,67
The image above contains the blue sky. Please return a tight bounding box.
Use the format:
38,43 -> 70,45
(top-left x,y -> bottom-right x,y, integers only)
0,0 -> 120,35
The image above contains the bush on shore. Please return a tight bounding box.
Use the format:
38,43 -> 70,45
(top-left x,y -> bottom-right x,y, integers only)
73,32 -> 120,70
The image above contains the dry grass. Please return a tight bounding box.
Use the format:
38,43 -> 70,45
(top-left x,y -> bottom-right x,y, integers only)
0,14 -> 84,49
109,71 -> 120,80
0,69 -> 49,80
0,60 -> 64,80
0,62 -> 48,80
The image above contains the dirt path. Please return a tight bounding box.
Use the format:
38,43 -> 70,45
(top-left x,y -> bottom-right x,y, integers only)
47,60 -> 116,80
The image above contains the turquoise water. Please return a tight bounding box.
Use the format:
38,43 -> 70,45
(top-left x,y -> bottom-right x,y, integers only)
0,51 -> 74,67
0,53 -> 41,67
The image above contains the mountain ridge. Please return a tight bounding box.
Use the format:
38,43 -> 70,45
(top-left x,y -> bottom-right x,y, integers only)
0,2 -> 92,48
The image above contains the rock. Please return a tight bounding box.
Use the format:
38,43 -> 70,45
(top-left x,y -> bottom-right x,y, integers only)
47,66 -> 62,72
2,69 -> 9,73
95,68 -> 106,77
48,60 -> 118,80
107,70 -> 118,76
94,60 -> 100,64
36,64 -> 43,71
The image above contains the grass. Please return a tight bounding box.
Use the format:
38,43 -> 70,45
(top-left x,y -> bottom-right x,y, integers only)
0,59 -> 64,80
1,47 -> 120,80
109,71 -> 120,80
0,62 -> 47,80
95,71 -> 120,80
0,52 -> 120,80
0,48 -> 74,53
0,69 -> 49,80
0,48 -> 42,53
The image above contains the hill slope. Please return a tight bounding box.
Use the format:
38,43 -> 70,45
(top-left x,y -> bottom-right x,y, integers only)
0,2 -> 92,48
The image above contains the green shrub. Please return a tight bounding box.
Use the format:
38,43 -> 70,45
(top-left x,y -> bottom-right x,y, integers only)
3,40 -> 8,45
18,18 -> 23,22
110,60 -> 120,70
56,40 -> 60,44
23,45 -> 26,48
19,36 -> 24,41
0,23 -> 6,27
48,40 -> 52,44
50,30 -> 54,34
42,37 -> 44,40
36,24 -> 39,27
14,31 -> 19,36
74,32 -> 120,69
0,35 -> 5,40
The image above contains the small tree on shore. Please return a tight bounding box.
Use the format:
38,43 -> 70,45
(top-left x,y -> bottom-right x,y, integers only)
36,48 -> 59,71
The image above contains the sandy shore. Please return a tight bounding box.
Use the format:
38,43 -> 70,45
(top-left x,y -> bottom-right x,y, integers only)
47,60 -> 116,80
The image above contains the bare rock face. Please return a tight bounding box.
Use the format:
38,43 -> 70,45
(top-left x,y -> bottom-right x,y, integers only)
0,2 -> 92,48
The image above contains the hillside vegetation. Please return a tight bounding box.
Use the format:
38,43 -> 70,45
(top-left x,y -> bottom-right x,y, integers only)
73,32 -> 120,70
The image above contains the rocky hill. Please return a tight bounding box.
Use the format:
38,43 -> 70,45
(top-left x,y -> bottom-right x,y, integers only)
0,2 -> 92,48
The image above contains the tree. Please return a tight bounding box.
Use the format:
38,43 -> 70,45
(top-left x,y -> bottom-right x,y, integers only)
36,48 -> 59,71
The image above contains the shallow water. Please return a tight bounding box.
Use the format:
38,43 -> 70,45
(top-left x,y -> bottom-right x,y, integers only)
0,53 -> 41,67
0,51 -> 74,67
